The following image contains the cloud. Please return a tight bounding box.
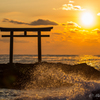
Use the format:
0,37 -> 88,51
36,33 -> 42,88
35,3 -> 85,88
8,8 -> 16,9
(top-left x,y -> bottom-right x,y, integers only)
69,28 -> 79,33
97,13 -> 100,16
2,18 -> 58,26
97,29 -> 100,34
53,33 -> 62,35
69,0 -> 74,3
0,38 -> 29,43
97,30 -> 100,33
62,4 -> 85,11
28,19 -> 58,25
54,0 -> 85,11
84,39 -> 98,43
46,41 -> 50,43
2,18 -> 27,24
63,21 -> 81,33
92,28 -> 99,31
0,38 -> 9,43
63,21 -> 81,28
92,28 -> 100,34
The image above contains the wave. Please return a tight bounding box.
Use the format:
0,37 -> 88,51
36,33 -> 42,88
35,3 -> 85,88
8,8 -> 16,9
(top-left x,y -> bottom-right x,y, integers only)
0,62 -> 100,89
1,62 -> 100,100
19,62 -> 99,89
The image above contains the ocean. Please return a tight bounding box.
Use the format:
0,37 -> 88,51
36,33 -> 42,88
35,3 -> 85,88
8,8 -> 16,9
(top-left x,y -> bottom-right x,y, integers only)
1,55 -> 100,70
0,55 -> 100,100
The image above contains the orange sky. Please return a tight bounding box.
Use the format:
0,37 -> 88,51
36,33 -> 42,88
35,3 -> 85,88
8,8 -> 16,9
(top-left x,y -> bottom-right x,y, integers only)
0,0 -> 100,55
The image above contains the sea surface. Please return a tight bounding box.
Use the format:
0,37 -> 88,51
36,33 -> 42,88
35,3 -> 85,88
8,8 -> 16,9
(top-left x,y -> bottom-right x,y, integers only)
0,55 -> 100,100
1,55 -> 100,70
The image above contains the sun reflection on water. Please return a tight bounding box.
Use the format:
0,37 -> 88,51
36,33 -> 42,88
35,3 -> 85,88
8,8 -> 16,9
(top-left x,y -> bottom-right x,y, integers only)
78,55 -> 100,70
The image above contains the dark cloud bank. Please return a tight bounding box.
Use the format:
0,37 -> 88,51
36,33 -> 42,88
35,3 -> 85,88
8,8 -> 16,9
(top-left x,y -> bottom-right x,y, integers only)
2,18 -> 58,26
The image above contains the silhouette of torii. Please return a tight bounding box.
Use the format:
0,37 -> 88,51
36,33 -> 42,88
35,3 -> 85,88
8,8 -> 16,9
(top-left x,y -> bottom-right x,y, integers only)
0,27 -> 53,64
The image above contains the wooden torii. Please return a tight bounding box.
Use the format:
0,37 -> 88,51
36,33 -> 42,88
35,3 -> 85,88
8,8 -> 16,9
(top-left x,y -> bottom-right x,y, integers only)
0,27 -> 53,64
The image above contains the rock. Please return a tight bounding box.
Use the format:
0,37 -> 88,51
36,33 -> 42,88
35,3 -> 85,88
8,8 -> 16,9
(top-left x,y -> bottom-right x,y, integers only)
91,89 -> 100,100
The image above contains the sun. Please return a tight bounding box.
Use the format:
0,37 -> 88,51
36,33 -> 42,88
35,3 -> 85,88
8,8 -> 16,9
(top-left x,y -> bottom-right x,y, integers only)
81,12 -> 94,27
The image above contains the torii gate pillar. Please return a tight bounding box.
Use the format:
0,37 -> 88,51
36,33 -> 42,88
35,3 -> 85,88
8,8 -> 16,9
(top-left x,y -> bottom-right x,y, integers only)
10,31 -> 14,64
38,31 -> 41,62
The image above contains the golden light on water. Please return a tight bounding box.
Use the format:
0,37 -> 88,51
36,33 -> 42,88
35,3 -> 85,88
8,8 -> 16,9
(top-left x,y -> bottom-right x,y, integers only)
78,55 -> 100,70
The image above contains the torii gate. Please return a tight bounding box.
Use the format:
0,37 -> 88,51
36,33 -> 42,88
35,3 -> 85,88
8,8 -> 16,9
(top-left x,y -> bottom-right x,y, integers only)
0,27 -> 53,64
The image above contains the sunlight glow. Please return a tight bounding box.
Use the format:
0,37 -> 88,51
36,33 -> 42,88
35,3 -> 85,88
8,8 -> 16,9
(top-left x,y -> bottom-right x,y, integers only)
81,12 -> 94,26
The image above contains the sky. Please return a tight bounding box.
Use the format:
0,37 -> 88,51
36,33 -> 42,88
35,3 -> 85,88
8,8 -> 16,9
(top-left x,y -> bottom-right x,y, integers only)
0,0 -> 100,55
